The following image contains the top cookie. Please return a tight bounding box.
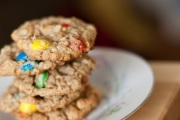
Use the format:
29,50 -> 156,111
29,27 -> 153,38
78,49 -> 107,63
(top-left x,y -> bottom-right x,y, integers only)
11,16 -> 97,61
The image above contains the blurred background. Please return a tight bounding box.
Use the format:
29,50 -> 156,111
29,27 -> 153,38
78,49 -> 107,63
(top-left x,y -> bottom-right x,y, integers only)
1,0 -> 180,60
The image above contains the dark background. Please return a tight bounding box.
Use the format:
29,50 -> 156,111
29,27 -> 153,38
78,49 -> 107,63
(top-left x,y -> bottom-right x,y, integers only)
0,0 -> 73,47
1,0 -> 180,60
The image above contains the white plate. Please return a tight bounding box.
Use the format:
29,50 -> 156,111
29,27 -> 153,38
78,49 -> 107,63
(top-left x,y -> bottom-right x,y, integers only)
0,47 -> 154,120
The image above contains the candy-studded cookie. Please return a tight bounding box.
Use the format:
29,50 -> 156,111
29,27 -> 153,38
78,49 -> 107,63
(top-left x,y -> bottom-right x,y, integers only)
17,85 -> 101,120
11,16 -> 97,61
0,43 -> 64,76
0,85 -> 81,113
13,55 -> 95,96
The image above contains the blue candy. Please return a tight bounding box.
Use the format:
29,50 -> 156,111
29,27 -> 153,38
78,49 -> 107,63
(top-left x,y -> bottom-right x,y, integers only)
21,63 -> 35,71
16,52 -> 29,61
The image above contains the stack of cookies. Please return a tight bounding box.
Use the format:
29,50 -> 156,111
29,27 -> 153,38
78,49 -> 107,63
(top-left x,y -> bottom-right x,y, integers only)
0,16 -> 101,120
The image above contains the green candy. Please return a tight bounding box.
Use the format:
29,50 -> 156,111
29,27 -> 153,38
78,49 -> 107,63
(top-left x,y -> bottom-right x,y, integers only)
35,72 -> 48,88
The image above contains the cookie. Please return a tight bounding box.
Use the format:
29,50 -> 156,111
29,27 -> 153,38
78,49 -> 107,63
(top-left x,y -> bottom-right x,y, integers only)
17,85 -> 101,120
0,43 -> 64,76
11,16 -> 97,61
13,55 -> 95,96
0,85 -> 81,113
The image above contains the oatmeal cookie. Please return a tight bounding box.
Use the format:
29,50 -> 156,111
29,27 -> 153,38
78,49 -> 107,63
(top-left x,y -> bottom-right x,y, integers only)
0,43 -> 64,76
17,85 -> 101,120
11,16 -> 97,61
13,55 -> 95,96
0,85 -> 81,113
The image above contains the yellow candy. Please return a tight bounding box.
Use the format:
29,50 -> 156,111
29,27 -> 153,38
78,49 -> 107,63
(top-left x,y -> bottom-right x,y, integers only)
31,39 -> 51,50
20,103 -> 37,114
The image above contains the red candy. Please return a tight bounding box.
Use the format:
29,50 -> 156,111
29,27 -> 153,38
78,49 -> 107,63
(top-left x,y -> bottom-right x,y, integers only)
76,36 -> 87,53
61,23 -> 69,27
70,36 -> 87,53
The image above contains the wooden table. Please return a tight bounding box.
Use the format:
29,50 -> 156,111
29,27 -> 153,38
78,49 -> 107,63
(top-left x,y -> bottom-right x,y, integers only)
127,62 -> 180,120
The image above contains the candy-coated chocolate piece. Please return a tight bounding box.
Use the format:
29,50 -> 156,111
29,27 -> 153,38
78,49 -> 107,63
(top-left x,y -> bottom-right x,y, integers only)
19,103 -> 37,114
31,39 -> 50,50
16,52 -> 29,61
21,62 -> 35,71
61,23 -> 69,27
35,71 -> 48,88
77,36 -> 86,53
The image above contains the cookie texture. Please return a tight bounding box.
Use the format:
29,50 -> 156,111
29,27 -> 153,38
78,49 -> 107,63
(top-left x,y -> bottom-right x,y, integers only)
13,55 -> 95,96
0,43 -> 64,76
0,16 -> 100,120
0,85 -> 82,113
11,16 -> 97,61
17,85 -> 101,120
